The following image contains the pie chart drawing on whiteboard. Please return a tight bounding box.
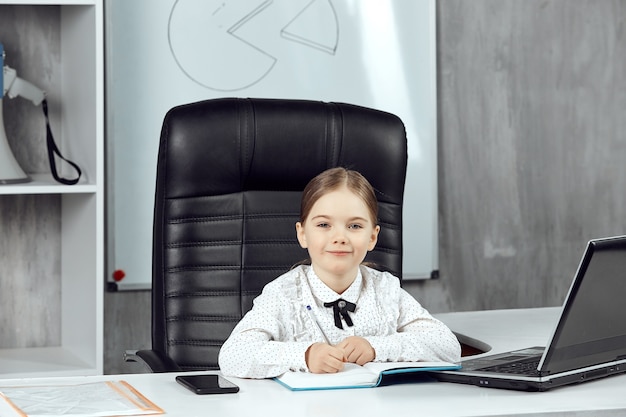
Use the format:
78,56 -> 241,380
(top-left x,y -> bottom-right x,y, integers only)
168,0 -> 339,92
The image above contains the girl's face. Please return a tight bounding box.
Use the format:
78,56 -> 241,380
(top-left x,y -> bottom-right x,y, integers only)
296,185 -> 380,293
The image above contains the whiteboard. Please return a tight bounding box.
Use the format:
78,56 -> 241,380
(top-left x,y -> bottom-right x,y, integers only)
105,0 -> 437,290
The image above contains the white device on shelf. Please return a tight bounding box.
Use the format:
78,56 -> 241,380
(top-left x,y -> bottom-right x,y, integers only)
0,42 -> 46,184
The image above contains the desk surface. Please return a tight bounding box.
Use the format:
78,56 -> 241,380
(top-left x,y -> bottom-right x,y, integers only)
2,308 -> 626,417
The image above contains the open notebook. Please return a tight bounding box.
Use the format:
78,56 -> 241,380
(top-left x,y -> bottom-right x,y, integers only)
274,361 -> 460,391
432,235 -> 626,391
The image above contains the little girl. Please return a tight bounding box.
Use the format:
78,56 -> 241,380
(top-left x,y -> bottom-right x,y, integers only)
218,167 -> 461,378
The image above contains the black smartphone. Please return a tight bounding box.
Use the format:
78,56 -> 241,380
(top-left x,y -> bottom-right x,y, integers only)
175,374 -> 240,395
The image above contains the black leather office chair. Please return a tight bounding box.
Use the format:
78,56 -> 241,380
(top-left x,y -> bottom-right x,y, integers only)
125,98 -> 408,372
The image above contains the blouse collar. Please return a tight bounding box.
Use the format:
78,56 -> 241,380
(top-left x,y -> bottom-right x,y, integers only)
305,265 -> 363,306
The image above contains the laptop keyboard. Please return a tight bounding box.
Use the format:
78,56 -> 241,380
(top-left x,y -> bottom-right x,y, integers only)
478,357 -> 541,376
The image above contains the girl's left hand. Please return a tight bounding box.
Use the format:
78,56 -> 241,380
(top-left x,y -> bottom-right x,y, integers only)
336,336 -> 375,365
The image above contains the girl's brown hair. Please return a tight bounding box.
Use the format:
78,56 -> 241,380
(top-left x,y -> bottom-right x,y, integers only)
299,167 -> 378,226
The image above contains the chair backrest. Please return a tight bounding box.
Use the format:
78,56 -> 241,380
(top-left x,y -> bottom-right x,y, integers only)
151,98 -> 408,370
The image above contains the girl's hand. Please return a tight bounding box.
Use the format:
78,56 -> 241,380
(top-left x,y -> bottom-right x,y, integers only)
305,342 -> 345,373
336,336 -> 375,365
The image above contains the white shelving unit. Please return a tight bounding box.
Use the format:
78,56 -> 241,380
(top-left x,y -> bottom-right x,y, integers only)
0,0 -> 103,378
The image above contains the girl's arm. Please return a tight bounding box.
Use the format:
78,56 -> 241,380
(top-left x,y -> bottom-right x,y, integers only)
364,283 -> 462,364
218,284 -> 313,379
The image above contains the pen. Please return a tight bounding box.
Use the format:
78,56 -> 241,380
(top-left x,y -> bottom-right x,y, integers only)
306,305 -> 330,344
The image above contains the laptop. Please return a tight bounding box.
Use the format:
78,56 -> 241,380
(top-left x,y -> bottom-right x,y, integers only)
432,235 -> 626,391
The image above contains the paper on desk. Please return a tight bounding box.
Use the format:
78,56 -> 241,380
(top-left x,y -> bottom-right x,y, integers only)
0,381 -> 164,417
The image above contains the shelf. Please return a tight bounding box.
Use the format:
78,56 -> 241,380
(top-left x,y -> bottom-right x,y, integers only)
0,0 -> 103,378
0,174 -> 97,195
0,0 -> 96,5
0,347 -> 96,379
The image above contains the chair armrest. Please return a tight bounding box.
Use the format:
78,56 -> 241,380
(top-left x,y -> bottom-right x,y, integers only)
124,349 -> 182,373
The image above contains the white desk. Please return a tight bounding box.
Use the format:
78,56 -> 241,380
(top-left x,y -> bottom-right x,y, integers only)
2,308 -> 626,417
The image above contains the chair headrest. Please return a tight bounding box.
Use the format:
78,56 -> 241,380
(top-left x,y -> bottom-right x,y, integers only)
158,98 -> 407,205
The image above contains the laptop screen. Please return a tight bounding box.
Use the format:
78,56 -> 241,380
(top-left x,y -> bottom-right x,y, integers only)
541,237 -> 626,374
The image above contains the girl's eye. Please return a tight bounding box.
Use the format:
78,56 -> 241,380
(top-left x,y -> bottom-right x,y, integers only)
348,224 -> 363,230
316,223 -> 330,228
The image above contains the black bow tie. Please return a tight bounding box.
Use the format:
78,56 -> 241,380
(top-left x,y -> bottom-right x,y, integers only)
324,298 -> 356,329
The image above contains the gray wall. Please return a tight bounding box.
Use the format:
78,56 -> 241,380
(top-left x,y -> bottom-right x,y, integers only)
431,0 -> 626,312
2,1 -> 623,375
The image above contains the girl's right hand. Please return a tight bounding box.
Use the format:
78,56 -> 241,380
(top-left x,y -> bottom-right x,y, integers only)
305,342 -> 345,373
